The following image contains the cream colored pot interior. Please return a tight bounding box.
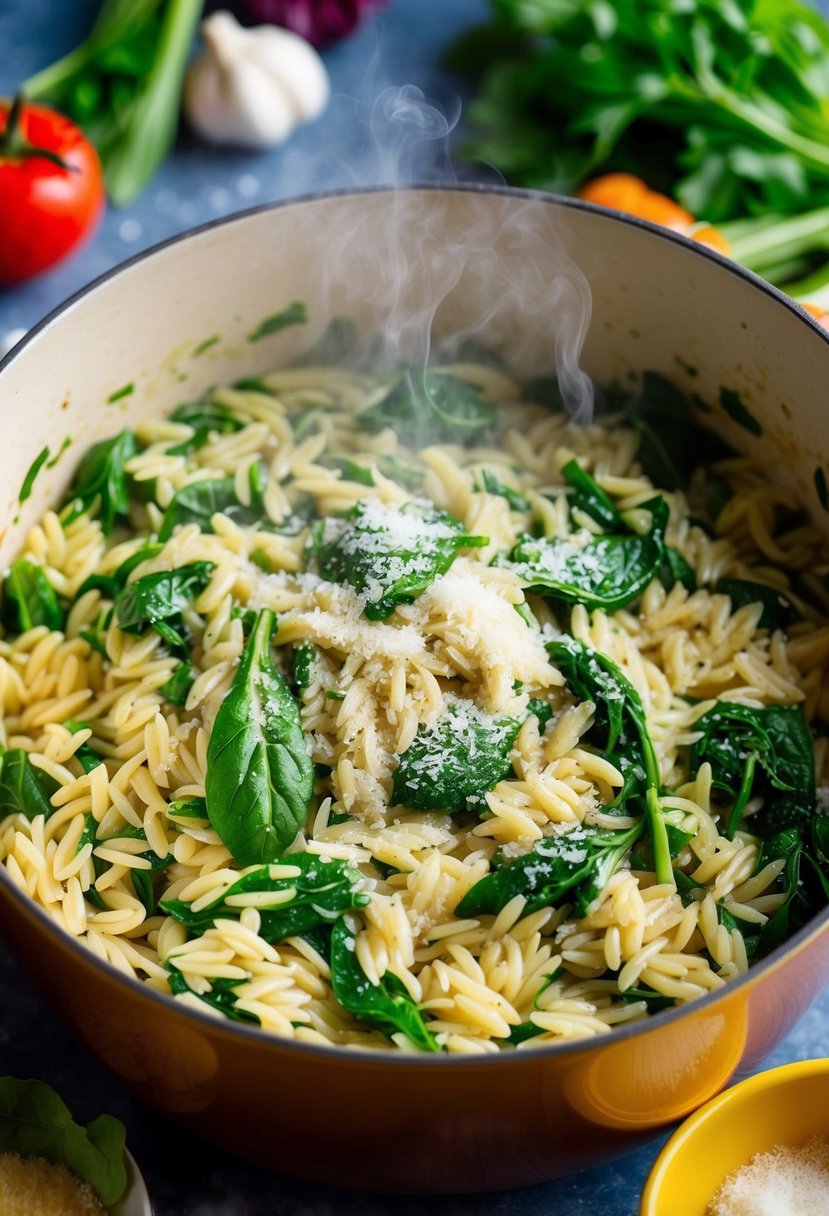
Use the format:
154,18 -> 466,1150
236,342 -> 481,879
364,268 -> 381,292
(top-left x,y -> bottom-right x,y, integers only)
1,188 -> 828,563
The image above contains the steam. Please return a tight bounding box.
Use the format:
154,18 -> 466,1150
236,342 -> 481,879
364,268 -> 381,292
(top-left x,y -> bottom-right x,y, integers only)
282,79 -> 594,422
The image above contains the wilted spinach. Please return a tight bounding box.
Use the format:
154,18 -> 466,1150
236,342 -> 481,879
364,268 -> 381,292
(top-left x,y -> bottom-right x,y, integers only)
330,917 -> 439,1051
312,499 -> 487,620
547,636 -> 673,885
75,542 -> 164,602
475,469 -> 531,512
291,642 -> 317,696
114,561 -> 214,651
715,578 -> 794,631
561,458 -> 622,531
64,429 -> 138,533
0,749 -> 59,820
64,721 -> 104,774
166,400 -> 244,456
162,855 -> 368,942
205,608 -> 313,866
690,702 -> 814,839
622,373 -> 733,491
167,969 -> 260,1025
160,661 -> 195,706
457,820 -> 644,919
158,464 -> 267,541
2,560 -> 63,633
356,370 -> 497,447
505,497 -> 668,613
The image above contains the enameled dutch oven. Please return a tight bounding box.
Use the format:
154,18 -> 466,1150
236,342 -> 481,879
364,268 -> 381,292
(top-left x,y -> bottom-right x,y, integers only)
1,188 -> 829,1192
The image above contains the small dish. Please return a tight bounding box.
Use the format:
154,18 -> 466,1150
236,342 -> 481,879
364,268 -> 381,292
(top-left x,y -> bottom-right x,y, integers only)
640,1059 -> 829,1215
115,1150 -> 152,1216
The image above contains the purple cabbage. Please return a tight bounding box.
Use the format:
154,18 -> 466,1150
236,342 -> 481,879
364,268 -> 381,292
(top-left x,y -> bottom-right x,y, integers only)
243,0 -> 388,47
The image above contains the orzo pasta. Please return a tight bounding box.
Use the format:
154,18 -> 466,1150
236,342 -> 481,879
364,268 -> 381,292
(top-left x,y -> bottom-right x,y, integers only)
1,354 -> 827,1054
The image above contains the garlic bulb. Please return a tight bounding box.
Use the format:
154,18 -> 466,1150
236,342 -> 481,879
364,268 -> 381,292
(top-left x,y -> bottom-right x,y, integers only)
184,10 -> 330,150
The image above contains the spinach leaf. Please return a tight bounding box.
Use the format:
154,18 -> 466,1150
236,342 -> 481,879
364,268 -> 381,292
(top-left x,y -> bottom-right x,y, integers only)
158,465 -> 267,541
75,542 -> 164,602
0,1077 -> 127,1207
247,301 -> 308,343
715,578 -> 794,631
160,661 -> 195,706
292,642 -> 317,695
620,986 -> 676,1012
690,702 -> 814,839
505,497 -> 667,613
161,855 -> 368,942
330,917 -> 439,1051
64,429 -> 138,533
561,458 -> 622,531
661,547 -> 697,593
755,829 -> 810,956
391,698 -> 549,812
329,457 -> 375,487
167,796 -> 208,820
167,970 -> 260,1025
624,374 -> 732,491
205,608 -> 313,866
167,400 -> 244,456
456,820 -> 644,920
475,469 -> 531,512
546,636 -> 673,886
356,370 -> 497,447
114,561 -> 215,651
0,749 -> 59,820
2,560 -> 63,633
376,453 -> 424,490
313,499 -> 487,620
64,721 -> 104,774
717,902 -> 761,961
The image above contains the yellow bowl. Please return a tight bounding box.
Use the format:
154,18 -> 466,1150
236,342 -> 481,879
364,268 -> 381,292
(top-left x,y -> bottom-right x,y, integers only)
640,1059 -> 829,1215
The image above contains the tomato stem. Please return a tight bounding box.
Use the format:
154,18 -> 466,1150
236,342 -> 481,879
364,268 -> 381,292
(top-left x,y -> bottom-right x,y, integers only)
0,94 -> 78,173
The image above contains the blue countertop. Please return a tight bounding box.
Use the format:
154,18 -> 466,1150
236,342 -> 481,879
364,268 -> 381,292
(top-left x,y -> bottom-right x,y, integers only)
2,3 -> 829,1213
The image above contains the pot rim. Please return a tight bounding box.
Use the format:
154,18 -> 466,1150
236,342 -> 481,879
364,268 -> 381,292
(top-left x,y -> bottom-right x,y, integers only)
2,183 -> 828,1068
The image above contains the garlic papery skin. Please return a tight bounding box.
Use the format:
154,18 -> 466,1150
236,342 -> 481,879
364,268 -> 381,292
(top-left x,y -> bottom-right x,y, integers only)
184,10 -> 330,150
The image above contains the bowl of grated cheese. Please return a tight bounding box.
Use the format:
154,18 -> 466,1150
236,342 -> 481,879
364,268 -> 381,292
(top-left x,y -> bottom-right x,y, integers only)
640,1058 -> 829,1216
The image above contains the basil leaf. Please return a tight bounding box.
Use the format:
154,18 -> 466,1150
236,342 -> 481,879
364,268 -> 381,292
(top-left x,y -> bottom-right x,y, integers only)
313,499 -> 487,620
167,970 -> 260,1025
161,855 -> 368,942
0,749 -> 59,820
457,821 -> 644,920
205,608 -> 314,865
330,918 -> 439,1051
547,636 -> 673,886
715,578 -> 794,631
64,429 -> 137,533
2,560 -> 63,633
356,370 -> 497,447
0,1077 -> 127,1207
159,466 -> 267,541
506,497 -> 667,612
114,561 -> 214,651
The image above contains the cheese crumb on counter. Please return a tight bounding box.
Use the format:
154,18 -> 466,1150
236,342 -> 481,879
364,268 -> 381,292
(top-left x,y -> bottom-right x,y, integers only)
707,1136 -> 829,1216
0,1152 -> 105,1216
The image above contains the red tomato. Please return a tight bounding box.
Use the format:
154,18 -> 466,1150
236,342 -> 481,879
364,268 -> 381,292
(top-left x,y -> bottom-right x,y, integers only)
0,98 -> 105,286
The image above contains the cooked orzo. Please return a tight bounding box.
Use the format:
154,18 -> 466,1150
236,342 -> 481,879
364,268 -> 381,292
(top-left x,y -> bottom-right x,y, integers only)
1,353 -> 827,1053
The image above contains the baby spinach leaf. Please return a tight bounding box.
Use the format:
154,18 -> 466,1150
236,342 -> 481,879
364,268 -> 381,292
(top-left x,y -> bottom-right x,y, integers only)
167,796 -> 208,819
392,699 -> 523,812
356,370 -> 497,447
313,499 -> 487,620
505,497 -> 668,613
475,469 -> 531,512
161,661 -> 195,706
330,917 -> 439,1051
0,1077 -> 127,1207
291,642 -> 317,695
64,429 -> 138,534
329,457 -> 375,487
547,636 -> 673,886
624,374 -> 732,491
158,465 -> 267,541
166,970 -> 260,1025
0,749 -> 59,820
661,547 -> 697,593
167,400 -> 244,456
715,578 -> 794,631
457,820 -> 644,920
2,560 -> 63,634
75,542 -> 164,602
205,609 -> 313,866
561,458 -> 622,531
690,702 -> 814,839
161,855 -> 368,942
114,561 -> 214,651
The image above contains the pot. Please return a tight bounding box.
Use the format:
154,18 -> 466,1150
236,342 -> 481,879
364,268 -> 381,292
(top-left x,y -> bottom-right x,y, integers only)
1,187 -> 828,1192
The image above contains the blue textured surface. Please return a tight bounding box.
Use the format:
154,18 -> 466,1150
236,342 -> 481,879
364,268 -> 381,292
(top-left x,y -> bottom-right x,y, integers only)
1,3 -> 829,1214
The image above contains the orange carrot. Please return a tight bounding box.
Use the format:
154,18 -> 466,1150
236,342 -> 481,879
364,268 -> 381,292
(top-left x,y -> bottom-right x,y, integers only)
578,173 -> 731,253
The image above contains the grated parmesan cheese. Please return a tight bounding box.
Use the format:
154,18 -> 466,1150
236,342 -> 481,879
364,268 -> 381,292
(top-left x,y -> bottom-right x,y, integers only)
707,1136 -> 829,1216
0,1153 -> 105,1216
